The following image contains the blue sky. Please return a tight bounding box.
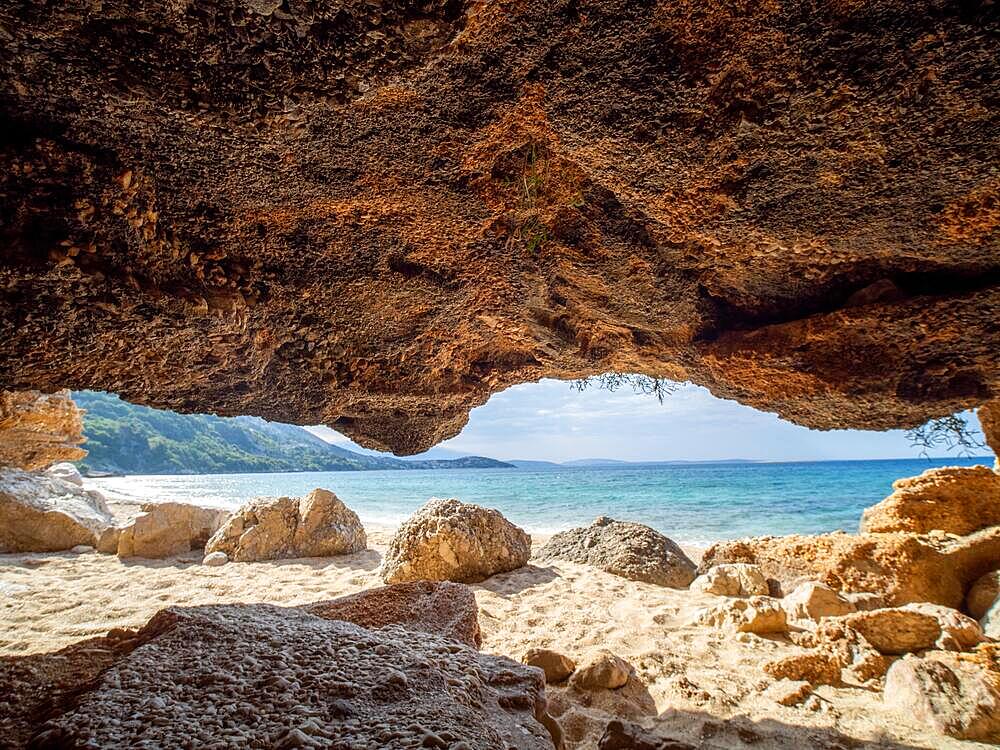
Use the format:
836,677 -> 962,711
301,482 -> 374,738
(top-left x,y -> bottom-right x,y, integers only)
309,379 -> 985,463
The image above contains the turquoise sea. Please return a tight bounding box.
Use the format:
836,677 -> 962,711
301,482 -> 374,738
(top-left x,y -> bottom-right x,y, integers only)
88,457 -> 992,548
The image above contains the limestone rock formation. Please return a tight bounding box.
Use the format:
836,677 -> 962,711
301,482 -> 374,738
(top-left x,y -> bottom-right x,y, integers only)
116,502 -> 231,559
884,646 -> 1000,742
700,527 -> 1000,608
0,468 -> 113,552
838,604 -> 984,655
967,571 -> 1000,620
524,648 -> 576,684
205,488 -> 365,562
0,390 -> 86,471
782,581 -> 855,622
693,596 -> 787,634
381,498 -> 530,584
27,603 -> 559,749
860,465 -> 1000,536
537,517 -> 696,588
569,652 -> 632,691
689,563 -> 768,597
2,2 -> 998,454
306,580 -> 482,649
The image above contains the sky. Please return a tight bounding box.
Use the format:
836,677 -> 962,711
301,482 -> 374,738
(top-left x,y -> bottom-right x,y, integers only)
308,379 -> 986,463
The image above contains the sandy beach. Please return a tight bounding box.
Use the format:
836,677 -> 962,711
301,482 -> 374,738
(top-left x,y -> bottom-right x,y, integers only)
1,518 -> 989,750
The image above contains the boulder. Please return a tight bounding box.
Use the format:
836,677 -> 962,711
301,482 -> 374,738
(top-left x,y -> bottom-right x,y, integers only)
0,468 -> 113,552
28,603 -> 560,750
689,563 -> 768,597
306,580 -> 482,648
45,462 -> 83,486
0,390 -> 86,471
381,498 -> 529,584
883,646 -> 1000,742
860,465 -> 1000,536
694,596 -> 787,635
837,604 -> 984,655
205,489 -> 366,562
966,570 -> 1000,620
536,517 -> 696,588
782,581 -> 855,622
117,502 -> 230,559
570,652 -> 631,690
700,527 -> 1000,608
523,648 -> 576,684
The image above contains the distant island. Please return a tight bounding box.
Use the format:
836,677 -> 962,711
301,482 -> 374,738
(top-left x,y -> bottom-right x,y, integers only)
72,391 -> 513,475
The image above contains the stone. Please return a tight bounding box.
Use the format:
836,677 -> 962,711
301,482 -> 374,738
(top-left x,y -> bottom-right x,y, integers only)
3,4 -> 1000,457
791,622 -> 893,687
45,462 -> 84,486
782,581 -> 855,622
205,489 -> 365,562
763,651 -> 842,687
762,679 -> 813,707
694,596 -> 788,635
381,498 -> 529,584
860,465 -> 1000,536
570,652 -> 631,690
523,648 -> 576,684
838,604 -> 984,655
883,646 -> 1000,742
598,721 -> 696,750
202,551 -> 228,566
966,570 -> 1000,620
0,390 -> 86,471
0,468 -> 113,552
96,525 -> 121,554
27,603 -> 560,749
117,502 -> 231,559
536,517 -> 696,588
700,527 -> 1000,608
689,563 -> 768,597
69,544 -> 94,554
306,580 -> 482,649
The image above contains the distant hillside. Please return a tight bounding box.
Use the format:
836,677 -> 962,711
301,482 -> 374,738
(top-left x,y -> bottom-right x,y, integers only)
72,391 -> 512,475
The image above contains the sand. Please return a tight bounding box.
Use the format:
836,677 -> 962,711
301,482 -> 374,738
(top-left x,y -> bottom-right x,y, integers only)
0,521 -> 989,749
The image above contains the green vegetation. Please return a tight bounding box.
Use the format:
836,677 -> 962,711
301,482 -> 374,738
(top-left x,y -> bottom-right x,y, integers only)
72,391 -> 511,475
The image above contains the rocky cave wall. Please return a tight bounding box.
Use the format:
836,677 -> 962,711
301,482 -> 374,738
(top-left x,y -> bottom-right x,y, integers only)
1,0 -> 997,453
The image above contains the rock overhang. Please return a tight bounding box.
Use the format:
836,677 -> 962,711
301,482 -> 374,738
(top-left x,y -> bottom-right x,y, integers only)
0,0 -> 997,454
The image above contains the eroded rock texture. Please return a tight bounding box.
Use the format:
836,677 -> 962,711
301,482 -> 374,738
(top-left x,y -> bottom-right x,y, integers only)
1,1 -> 998,453
28,604 -> 558,750
0,390 -> 85,470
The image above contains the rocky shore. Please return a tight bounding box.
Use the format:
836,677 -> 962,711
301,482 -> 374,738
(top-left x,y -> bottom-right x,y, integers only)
2,393 -> 1000,748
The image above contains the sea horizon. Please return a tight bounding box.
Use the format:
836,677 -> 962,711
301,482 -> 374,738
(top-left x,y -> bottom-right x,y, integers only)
86,455 -> 992,548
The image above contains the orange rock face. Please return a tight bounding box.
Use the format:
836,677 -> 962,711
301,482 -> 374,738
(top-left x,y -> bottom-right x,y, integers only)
700,528 -> 1000,609
0,390 -> 86,470
0,1 -> 997,452
860,465 -> 1000,536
